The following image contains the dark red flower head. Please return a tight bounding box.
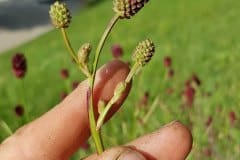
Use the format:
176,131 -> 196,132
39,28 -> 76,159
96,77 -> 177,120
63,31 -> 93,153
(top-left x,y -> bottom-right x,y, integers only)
203,147 -> 212,157
139,91 -> 149,106
168,68 -> 174,78
60,68 -> 69,79
183,85 -> 195,107
229,111 -> 237,126
60,92 -> 68,101
111,44 -> 123,59
80,141 -> 90,150
163,56 -> 172,68
14,104 -> 24,117
72,81 -> 79,90
12,53 -> 27,79
192,74 -> 201,86
205,116 -> 213,127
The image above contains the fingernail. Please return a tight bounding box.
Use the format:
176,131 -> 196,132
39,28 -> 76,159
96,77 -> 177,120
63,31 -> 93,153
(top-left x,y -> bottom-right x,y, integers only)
118,149 -> 146,160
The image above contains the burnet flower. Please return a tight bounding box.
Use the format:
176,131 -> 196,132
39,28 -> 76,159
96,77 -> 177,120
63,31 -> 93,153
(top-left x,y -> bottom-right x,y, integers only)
111,44 -> 123,58
132,39 -> 155,66
12,53 -> 27,79
113,0 -> 150,19
14,104 -> 24,117
78,43 -> 91,65
49,1 -> 71,28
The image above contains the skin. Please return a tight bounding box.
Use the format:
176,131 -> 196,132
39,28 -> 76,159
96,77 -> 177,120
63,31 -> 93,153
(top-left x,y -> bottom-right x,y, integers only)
0,60 -> 192,160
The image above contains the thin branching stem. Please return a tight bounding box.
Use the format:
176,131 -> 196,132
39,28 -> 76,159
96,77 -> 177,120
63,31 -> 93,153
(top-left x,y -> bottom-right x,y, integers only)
88,14 -> 119,154
96,63 -> 140,130
91,14 -> 120,85
61,28 -> 78,64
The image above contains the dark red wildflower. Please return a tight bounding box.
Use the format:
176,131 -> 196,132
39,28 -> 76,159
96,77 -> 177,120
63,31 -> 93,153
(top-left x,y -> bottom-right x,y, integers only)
229,111 -> 237,126
168,68 -> 174,78
80,141 -> 90,150
192,74 -> 201,86
72,81 -> 79,90
60,92 -> 68,101
139,91 -> 149,106
203,147 -> 212,157
12,53 -> 27,79
14,104 -> 24,117
205,116 -> 213,127
111,44 -> 123,59
60,69 -> 69,79
183,85 -> 195,107
163,56 -> 172,68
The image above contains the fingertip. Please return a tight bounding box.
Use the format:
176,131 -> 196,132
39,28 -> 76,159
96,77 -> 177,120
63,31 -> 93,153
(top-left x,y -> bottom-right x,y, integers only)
128,121 -> 193,160
164,121 -> 193,159
84,147 -> 146,160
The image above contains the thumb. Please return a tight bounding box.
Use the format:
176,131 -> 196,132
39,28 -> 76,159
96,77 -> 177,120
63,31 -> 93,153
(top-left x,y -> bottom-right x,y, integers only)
84,147 -> 146,160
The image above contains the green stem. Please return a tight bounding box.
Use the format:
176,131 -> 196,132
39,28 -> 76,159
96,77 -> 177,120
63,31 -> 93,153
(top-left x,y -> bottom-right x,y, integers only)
96,82 -> 126,130
61,28 -> 91,77
96,63 -> 140,130
143,97 -> 159,124
22,79 -> 29,122
91,14 -> 119,84
60,28 -> 78,64
0,120 -> 13,136
88,14 -> 119,154
88,92 -> 104,153
125,63 -> 140,83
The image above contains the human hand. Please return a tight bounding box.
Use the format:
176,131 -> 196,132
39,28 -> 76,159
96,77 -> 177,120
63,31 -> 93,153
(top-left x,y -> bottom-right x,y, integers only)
0,60 -> 192,160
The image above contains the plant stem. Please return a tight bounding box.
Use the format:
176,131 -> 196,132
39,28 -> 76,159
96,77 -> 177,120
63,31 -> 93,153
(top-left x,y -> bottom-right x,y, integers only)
143,97 -> 159,124
96,63 -> 140,130
22,79 -> 29,122
88,90 -> 104,153
0,120 -> 13,136
61,28 -> 91,77
88,14 -> 119,154
125,63 -> 140,83
61,28 -> 78,64
91,14 -> 119,83
96,82 -> 126,130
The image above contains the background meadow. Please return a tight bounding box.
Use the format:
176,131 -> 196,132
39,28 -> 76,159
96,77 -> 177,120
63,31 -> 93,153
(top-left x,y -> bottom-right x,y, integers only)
0,0 -> 240,159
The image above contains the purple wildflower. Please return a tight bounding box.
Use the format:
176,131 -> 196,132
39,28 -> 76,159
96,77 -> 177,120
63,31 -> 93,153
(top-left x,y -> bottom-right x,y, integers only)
111,44 -> 123,58
14,104 -> 24,117
163,56 -> 172,68
12,53 -> 27,79
60,68 -> 69,79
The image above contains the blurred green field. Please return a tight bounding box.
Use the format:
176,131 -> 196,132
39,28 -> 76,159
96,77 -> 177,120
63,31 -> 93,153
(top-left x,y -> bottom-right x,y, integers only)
1,0 -> 240,159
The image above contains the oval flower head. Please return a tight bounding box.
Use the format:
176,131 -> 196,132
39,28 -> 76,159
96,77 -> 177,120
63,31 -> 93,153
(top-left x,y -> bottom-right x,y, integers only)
49,1 -> 71,28
113,0 -> 150,19
133,39 -> 155,66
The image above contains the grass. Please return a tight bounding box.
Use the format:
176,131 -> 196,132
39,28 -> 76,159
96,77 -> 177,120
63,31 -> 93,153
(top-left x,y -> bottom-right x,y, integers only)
1,0 -> 240,159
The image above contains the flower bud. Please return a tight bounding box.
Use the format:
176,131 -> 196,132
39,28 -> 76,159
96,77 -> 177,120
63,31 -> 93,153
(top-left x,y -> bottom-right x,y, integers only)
49,1 -> 71,28
78,43 -> 91,64
113,0 -> 149,19
14,104 -> 24,117
132,39 -> 155,66
12,53 -> 27,79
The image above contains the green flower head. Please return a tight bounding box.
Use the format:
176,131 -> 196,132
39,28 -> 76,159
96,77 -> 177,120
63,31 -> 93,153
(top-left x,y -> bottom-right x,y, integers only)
133,39 -> 155,66
49,1 -> 71,28
78,43 -> 91,64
